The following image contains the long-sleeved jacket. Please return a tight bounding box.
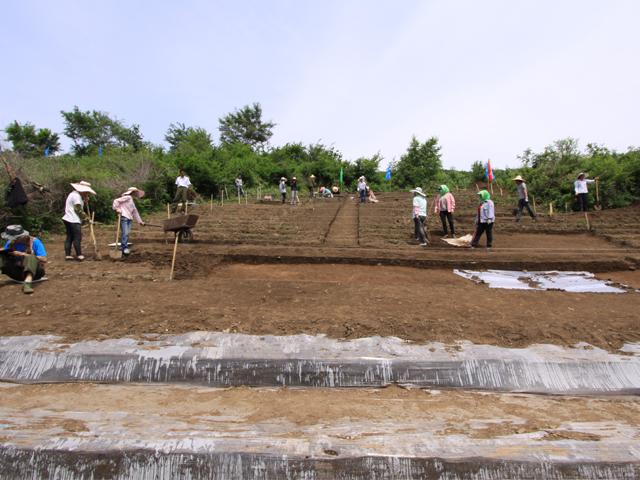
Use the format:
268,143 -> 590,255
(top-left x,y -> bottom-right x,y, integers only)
412,196 -> 427,218
434,192 -> 456,213
574,179 -> 595,194
279,181 -> 286,193
475,200 -> 495,224
357,181 -> 367,192
112,195 -> 143,223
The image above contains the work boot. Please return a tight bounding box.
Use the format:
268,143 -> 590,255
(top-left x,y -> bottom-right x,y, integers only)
22,282 -> 34,294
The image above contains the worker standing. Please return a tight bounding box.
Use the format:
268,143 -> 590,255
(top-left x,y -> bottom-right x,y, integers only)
290,177 -> 299,205
172,170 -> 191,213
62,181 -> 96,261
112,187 -> 146,255
468,190 -> 495,249
235,174 -> 245,197
512,175 -> 537,222
410,187 -> 428,246
357,176 -> 367,203
434,185 -> 456,238
574,173 -> 599,212
279,177 -> 287,204
307,175 -> 317,198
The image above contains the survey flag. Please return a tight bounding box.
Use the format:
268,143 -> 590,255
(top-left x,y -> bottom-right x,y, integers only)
385,165 -> 391,180
485,160 -> 495,183
44,147 -> 49,157
340,167 -> 343,183
99,145 -> 102,156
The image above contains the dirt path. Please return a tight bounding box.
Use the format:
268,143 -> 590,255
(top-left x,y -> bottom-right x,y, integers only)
323,197 -> 359,246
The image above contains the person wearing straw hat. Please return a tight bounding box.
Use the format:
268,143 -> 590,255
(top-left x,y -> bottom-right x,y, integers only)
513,175 -> 537,222
306,174 -> 317,197
234,173 -> 246,198
112,187 -> 146,255
0,225 -> 47,294
574,173 -> 599,212
357,176 -> 368,204
467,190 -> 495,249
279,177 -> 288,204
434,185 -> 456,238
290,177 -> 299,205
62,181 -> 96,262
410,187 -> 428,246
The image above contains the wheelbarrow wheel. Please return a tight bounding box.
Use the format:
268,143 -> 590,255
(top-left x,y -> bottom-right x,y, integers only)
178,229 -> 193,243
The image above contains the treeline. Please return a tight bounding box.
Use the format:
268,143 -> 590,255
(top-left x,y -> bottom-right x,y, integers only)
2,102 -> 639,233
470,138 -> 640,211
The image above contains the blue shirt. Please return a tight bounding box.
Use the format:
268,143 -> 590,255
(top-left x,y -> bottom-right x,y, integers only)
4,238 -> 47,261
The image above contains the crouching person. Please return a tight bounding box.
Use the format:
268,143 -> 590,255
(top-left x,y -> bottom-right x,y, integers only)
0,225 -> 47,294
468,190 -> 495,249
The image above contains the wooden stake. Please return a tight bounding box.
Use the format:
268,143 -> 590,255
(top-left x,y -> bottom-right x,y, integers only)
490,182 -> 493,194
167,203 -> 170,219
238,192 -> 241,204
185,201 -> 188,215
210,194 -> 213,211
565,202 -> 568,213
169,234 -> 179,281
475,183 -> 479,191
499,187 -> 503,196
221,191 -> 224,206
225,185 -> 228,200
245,192 -> 248,205
585,211 -> 590,230
532,195 -> 537,214
549,203 -> 553,216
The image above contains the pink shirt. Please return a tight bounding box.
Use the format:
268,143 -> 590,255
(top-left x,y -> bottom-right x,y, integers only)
112,195 -> 143,223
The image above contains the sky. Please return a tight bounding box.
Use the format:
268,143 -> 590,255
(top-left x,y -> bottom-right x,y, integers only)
2,0 -> 639,170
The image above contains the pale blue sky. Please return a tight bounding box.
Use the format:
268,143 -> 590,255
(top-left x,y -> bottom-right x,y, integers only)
2,1 -> 638,170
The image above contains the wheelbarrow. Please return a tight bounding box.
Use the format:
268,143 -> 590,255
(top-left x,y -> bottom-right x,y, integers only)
147,214 -> 199,244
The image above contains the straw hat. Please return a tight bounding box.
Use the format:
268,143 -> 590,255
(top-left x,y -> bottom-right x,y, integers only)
280,177 -> 287,181
512,175 -> 525,182
1,225 -> 29,241
576,172 -> 589,180
122,187 -> 145,198
292,177 -> 297,180
359,176 -> 366,180
70,181 -> 96,195
409,187 -> 426,197
310,174 -> 316,178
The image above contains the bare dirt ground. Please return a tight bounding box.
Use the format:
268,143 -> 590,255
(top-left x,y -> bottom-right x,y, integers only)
1,383 -> 638,441
1,190 -> 639,351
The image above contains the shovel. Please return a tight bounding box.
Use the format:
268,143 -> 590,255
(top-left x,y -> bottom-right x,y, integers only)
595,178 -> 603,210
89,212 -> 102,260
110,213 -> 123,260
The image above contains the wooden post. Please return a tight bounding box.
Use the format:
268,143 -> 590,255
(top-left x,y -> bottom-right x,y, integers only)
210,194 -> 213,211
169,234 -> 179,281
499,187 -> 503,196
185,201 -> 188,215
475,183 -> 479,191
225,185 -> 228,200
565,202 -> 568,213
584,211 -> 590,230
221,191 -> 224,206
490,182 -> 493,194
532,195 -> 537,214
238,191 -> 241,204
245,191 -> 248,205
167,203 -> 170,219
549,203 -> 553,216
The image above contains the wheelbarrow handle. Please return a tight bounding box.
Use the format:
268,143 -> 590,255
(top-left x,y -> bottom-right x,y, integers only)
145,223 -> 165,228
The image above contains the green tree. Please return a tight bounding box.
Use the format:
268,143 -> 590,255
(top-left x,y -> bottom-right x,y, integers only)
164,123 -> 214,154
4,121 -> 61,157
471,160 -> 485,181
218,103 -> 276,149
61,106 -> 145,155
392,136 -> 442,189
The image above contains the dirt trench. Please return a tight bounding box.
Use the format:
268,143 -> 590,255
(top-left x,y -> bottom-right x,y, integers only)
323,197 -> 359,246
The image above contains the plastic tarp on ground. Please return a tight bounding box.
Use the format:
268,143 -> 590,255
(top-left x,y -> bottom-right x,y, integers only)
454,269 -> 628,293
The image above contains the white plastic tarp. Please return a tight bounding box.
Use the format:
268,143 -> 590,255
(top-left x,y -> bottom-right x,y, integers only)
454,269 -> 627,293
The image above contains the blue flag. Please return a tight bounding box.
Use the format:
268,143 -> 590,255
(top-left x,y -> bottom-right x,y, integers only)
44,147 -> 49,157
385,165 -> 391,180
99,145 -> 102,156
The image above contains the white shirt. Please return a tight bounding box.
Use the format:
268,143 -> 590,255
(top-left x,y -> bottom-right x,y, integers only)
62,190 -> 84,224
279,181 -> 286,193
357,181 -> 367,192
175,176 -> 191,188
574,179 -> 595,194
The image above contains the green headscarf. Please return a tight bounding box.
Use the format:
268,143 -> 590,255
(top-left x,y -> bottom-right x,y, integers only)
439,185 -> 449,195
477,190 -> 490,204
